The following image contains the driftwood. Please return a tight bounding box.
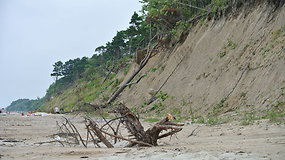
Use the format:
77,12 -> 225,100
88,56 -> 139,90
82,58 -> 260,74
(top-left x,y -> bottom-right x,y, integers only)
187,126 -> 200,137
54,104 -> 184,148
63,117 -> 87,147
95,124 -> 153,147
110,103 -> 184,146
34,140 -> 65,146
85,118 -> 114,148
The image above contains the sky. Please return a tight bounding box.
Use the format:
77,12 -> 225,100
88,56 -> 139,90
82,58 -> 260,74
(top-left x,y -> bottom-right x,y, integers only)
0,0 -> 142,108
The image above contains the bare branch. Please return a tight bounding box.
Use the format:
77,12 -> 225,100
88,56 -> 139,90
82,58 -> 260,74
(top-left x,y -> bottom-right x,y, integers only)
125,74 -> 146,86
63,117 -> 87,147
106,33 -> 160,104
34,140 -> 65,146
85,124 -> 101,148
176,2 -> 212,13
187,126 -> 199,137
86,118 -> 114,148
99,129 -> 153,147
100,115 -> 127,129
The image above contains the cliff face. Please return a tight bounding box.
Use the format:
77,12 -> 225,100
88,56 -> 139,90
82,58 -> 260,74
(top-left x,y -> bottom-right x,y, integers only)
118,1 -> 285,120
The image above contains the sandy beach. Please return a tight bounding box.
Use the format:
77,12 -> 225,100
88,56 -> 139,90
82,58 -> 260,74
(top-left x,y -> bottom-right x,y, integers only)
0,114 -> 284,160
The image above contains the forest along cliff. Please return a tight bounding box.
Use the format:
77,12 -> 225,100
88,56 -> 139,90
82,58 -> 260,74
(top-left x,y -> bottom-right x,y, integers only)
118,1 -> 285,123
8,0 -> 284,124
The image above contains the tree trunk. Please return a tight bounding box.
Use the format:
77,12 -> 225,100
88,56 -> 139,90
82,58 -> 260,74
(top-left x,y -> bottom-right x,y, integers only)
107,43 -> 158,104
111,103 -> 184,146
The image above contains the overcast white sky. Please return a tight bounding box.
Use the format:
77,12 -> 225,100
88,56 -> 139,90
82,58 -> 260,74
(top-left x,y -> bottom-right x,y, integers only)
0,0 -> 142,108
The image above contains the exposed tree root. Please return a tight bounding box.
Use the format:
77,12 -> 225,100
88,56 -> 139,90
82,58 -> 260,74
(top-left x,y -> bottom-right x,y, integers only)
54,104 -> 184,148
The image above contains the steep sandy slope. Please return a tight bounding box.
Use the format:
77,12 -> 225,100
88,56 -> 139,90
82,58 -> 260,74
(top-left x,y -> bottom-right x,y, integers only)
118,2 -> 285,121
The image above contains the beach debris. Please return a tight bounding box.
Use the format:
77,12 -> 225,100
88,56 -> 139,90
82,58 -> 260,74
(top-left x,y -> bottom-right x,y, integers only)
187,126 -> 199,137
32,112 -> 49,116
52,103 -> 184,148
108,103 -> 184,147
80,156 -> 89,159
2,138 -> 23,143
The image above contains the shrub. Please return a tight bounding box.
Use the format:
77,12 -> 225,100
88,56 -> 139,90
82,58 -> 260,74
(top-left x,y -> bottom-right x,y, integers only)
217,51 -> 227,57
156,91 -> 169,101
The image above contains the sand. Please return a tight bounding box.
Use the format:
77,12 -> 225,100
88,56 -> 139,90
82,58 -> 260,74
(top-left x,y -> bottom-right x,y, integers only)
0,114 -> 284,160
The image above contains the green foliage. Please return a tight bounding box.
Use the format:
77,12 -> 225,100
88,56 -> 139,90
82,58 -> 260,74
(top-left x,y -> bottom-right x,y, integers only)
149,102 -> 164,111
241,111 -> 259,125
6,98 -> 44,111
193,116 -> 205,123
130,107 -> 139,114
171,20 -> 190,36
140,101 -> 148,108
264,101 -> 285,122
174,116 -> 188,122
239,101 -> 285,125
213,98 -> 228,112
217,39 -> 237,58
47,11 -> 149,99
263,110 -> 285,123
207,116 -> 221,125
176,21 -> 190,30
113,78 -> 121,88
124,64 -> 131,75
50,61 -> 63,80
149,67 -> 158,72
226,40 -> 237,49
272,26 -> 285,40
217,51 -> 227,57
156,91 -> 169,101
272,29 -> 282,39
199,18 -> 209,27
211,0 -> 228,12
144,118 -> 160,122
141,0 -> 214,44
94,11 -> 151,59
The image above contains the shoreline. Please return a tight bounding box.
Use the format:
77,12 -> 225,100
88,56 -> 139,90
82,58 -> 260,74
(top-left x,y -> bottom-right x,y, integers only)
1,114 -> 284,160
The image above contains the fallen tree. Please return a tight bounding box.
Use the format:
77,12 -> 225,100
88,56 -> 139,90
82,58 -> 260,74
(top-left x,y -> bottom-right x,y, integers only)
106,42 -> 159,104
52,103 -> 184,147
110,103 -> 184,146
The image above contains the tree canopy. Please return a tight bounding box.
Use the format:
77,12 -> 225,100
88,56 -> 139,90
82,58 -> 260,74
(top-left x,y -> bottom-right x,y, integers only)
6,98 -> 43,111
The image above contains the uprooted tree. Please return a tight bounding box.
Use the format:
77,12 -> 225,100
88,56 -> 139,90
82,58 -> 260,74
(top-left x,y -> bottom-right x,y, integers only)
51,103 -> 184,147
